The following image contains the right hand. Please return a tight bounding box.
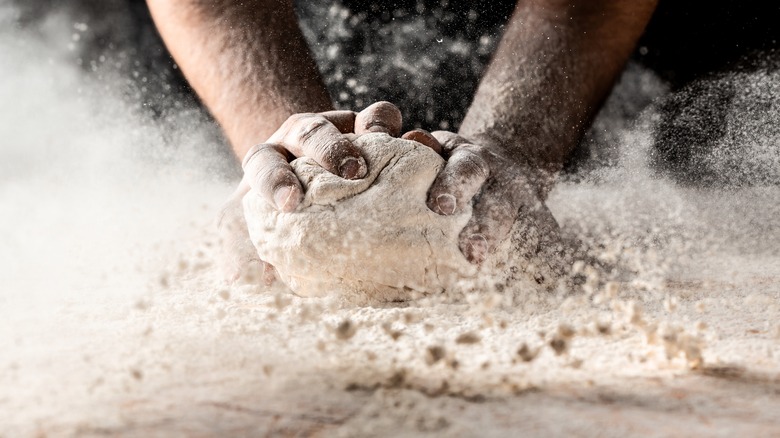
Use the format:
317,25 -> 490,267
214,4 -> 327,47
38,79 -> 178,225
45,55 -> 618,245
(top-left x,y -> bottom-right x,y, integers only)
217,102 -> 404,284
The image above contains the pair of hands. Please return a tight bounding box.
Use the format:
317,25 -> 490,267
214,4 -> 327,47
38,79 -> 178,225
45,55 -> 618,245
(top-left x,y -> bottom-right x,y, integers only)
218,102 -> 553,284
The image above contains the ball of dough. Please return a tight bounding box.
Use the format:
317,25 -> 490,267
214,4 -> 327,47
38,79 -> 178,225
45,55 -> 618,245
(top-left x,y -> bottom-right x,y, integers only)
243,133 -> 477,302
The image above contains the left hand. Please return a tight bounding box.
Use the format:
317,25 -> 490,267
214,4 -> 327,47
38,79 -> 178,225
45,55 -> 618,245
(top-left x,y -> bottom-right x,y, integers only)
422,131 -> 561,265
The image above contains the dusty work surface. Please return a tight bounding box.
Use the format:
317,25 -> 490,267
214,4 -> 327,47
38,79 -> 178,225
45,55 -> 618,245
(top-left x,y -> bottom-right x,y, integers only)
2,227 -> 779,437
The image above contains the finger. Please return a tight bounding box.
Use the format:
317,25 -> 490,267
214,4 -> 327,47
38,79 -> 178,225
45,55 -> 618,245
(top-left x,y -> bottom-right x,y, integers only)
426,145 -> 489,216
431,131 -> 468,157
270,114 -> 367,180
216,185 -> 277,285
355,101 -> 403,136
320,110 -> 357,133
242,143 -> 304,212
402,129 -> 443,154
457,176 -> 543,265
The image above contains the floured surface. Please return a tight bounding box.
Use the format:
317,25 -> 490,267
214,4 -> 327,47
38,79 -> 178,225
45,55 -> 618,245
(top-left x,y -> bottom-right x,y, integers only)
2,9 -> 780,438
3,245 -> 778,437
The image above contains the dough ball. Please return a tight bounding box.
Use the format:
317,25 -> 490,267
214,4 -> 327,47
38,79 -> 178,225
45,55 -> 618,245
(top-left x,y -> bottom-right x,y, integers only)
243,133 -> 476,302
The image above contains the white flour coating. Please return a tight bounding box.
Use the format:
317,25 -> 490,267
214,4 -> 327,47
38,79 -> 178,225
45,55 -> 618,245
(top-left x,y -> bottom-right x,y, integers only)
244,133 -> 478,301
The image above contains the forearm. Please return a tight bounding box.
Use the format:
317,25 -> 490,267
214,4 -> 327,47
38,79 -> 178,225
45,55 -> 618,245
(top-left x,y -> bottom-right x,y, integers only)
460,0 -> 657,175
147,0 -> 332,159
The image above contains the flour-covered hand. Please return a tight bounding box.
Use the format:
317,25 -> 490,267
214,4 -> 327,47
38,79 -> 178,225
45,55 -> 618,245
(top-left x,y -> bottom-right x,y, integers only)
425,131 -> 560,265
217,101 -> 404,283
243,101 -> 403,214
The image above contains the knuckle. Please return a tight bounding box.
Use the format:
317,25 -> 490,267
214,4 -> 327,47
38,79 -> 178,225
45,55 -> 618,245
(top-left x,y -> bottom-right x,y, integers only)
298,118 -> 330,142
243,143 -> 286,169
249,164 -> 286,192
269,166 -> 296,187
256,158 -> 288,182
243,143 -> 270,168
311,135 -> 347,160
358,102 -> 402,133
449,151 -> 489,183
403,129 -> 442,152
241,145 -> 262,168
432,131 -> 465,145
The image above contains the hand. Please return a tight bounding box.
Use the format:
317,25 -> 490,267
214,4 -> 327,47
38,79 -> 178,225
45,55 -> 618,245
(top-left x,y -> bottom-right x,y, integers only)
217,102 -> 404,283
217,179 -> 277,285
424,131 -> 561,265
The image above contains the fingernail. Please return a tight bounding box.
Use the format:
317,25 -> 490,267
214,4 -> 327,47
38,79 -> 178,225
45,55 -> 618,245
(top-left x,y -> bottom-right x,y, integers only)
464,234 -> 489,265
435,194 -> 456,215
339,156 -> 367,180
273,185 -> 299,212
